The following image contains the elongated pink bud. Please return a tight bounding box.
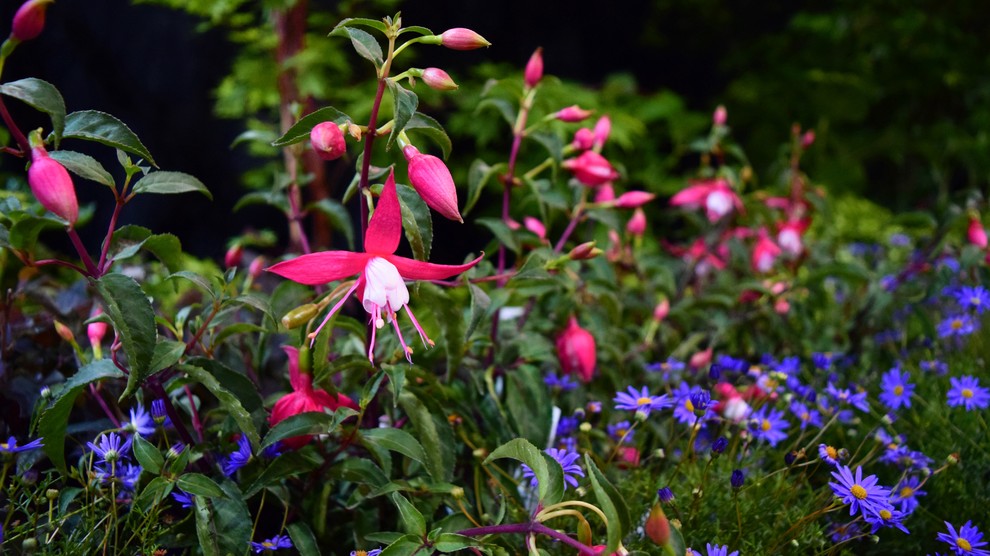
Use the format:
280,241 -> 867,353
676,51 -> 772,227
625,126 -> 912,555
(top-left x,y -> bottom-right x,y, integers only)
653,298 -> 670,322
12,0 -> 51,42
556,105 -> 592,123
594,182 -> 615,203
614,191 -> 656,209
562,150 -> 619,187
713,105 -> 727,126
422,68 -> 458,91
524,47 -> 543,88
28,145 -> 78,226
310,122 -> 346,161
556,316 -> 596,383
572,128 -> 594,150
225,243 -> 244,268
592,116 -> 611,149
626,208 -> 647,237
968,216 -> 987,249
801,130 -> 816,149
523,216 -> 546,241
439,28 -> 491,50
402,145 -> 462,222
88,307 -> 108,346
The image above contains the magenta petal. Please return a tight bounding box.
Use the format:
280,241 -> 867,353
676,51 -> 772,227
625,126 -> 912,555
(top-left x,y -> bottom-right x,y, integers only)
365,169 -> 402,255
669,183 -> 711,207
386,253 -> 484,281
266,251 -> 369,285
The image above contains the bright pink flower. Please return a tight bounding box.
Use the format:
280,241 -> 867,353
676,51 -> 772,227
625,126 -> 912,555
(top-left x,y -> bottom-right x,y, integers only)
524,47 -> 543,88
555,316 -> 596,383
801,130 -> 816,149
626,208 -> 647,237
653,298 -> 670,322
269,346 -> 358,449
572,128 -> 594,150
556,105 -> 592,123
562,150 -> 619,187
594,183 -> 616,203
225,244 -> 244,268
402,145 -> 462,222
664,238 -> 726,276
422,68 -> 458,91
689,347 -> 712,369
616,446 -> 641,468
249,256 -> 265,279
523,216 -> 546,241
776,219 -> 809,256
669,178 -> 742,222
752,229 -> 781,273
310,122 -> 346,161
267,170 -> 483,362
592,116 -> 611,149
87,307 -> 108,347
968,216 -> 987,249
12,0 -> 50,42
28,145 -> 78,226
713,105 -> 727,126
614,191 -> 656,209
438,28 -> 490,50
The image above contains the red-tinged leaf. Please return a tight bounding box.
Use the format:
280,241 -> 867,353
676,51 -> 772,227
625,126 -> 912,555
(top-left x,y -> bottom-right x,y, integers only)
266,251 -> 370,285
366,169 -> 401,254
386,253 -> 484,281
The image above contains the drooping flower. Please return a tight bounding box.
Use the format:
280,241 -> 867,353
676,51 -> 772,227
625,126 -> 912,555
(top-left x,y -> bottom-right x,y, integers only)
879,368 -> 915,411
250,534 -> 293,553
562,150 -> 619,187
829,464 -> 892,518
751,229 -> 781,273
669,178 -> 742,222
267,170 -> 483,363
968,215 -> 988,249
28,142 -> 78,226
947,376 -> 990,411
521,448 -> 585,490
402,145 -> 462,222
613,386 -> 671,417
555,316 -> 596,383
269,346 -> 359,449
937,520 -> 989,556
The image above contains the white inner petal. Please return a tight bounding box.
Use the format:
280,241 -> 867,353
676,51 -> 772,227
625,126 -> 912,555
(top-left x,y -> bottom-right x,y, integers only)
362,257 -> 409,315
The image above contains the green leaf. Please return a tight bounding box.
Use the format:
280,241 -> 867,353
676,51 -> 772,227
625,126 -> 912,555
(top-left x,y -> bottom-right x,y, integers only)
379,534 -> 424,556
330,26 -> 383,66
395,182 -> 433,261
362,428 -> 428,469
333,17 -> 387,33
287,521 -> 322,556
108,225 -> 182,272
242,450 -> 323,498
391,492 -> 426,536
329,458 -> 388,487
177,473 -> 226,498
583,454 -> 631,554
9,215 -> 64,251
167,270 -> 219,300
664,525 -> 687,556
131,171 -> 212,199
477,97 -> 516,126
135,476 -> 173,513
179,363 -> 260,449
399,392 -> 455,482
150,339 -> 185,374
194,482 -> 251,556
38,360 -> 124,472
382,363 -> 406,409
0,78 -> 66,143
132,435 -> 164,475
464,159 -> 503,217
406,112 -> 451,159
271,106 -> 349,147
529,131 -> 564,166
398,25 -> 433,36
48,150 -> 114,187
466,282 -> 491,338
261,411 -> 347,451
484,438 -> 563,505
62,110 -> 156,166
505,365 -> 551,447
187,357 -> 264,413
307,198 -> 355,250
418,283 -> 465,378
435,533 -> 479,553
386,80 -> 419,151
477,217 -> 519,253
95,273 -> 157,401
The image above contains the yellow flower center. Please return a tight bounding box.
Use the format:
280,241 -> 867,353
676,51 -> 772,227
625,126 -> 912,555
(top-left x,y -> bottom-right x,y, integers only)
952,319 -> 963,330
893,385 -> 904,395
801,412 -> 810,421
825,446 -> 837,459
962,388 -> 974,399
637,397 -> 653,407
957,538 -> 973,551
879,509 -> 892,520
851,484 -> 867,500
899,486 -> 914,498
971,296 -> 982,306
761,419 -> 772,432
684,399 -> 695,412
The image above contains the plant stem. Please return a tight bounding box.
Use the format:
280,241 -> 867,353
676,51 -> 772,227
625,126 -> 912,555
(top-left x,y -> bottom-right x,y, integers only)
66,228 -> 99,277
553,188 -> 589,253
97,199 -> 125,275
0,95 -> 30,153
458,522 -> 597,555
89,383 -> 121,428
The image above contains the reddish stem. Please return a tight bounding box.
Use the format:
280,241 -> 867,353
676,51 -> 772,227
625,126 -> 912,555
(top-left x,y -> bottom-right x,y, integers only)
66,228 -> 98,276
458,522 -> 596,555
358,77 -> 389,251
184,384 -> 205,443
97,198 -> 124,275
89,383 -> 121,428
0,96 -> 30,153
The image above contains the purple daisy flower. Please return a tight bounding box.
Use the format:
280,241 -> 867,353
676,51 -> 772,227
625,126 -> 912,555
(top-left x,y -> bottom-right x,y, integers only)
947,376 -> 990,411
938,314 -> 976,338
936,520 -> 989,555
790,401 -> 822,430
0,436 -> 44,454
704,543 -> 740,556
350,549 -> 383,556
865,506 -> 909,534
249,534 -> 293,553
750,407 -> 789,447
825,383 -> 870,413
521,448 -> 585,490
613,386 -> 671,416
125,403 -> 155,438
828,520 -> 862,543
829,464 -> 891,518
544,372 -> 579,392
607,421 -> 634,443
87,432 -> 131,465
879,368 -> 914,410
818,443 -> 843,467
954,285 -> 990,314
222,435 -> 253,477
172,490 -> 195,509
672,383 -> 711,425
892,475 -> 926,514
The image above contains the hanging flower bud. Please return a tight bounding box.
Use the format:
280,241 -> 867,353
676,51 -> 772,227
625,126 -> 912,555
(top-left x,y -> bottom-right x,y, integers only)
594,182 -> 616,203
12,0 -> 52,42
225,243 -> 244,268
248,256 -> 265,279
556,105 -> 592,123
752,230 -> 781,273
310,121 -> 347,161
402,145 -> 462,222
522,216 -> 546,241
568,241 -> 602,261
28,143 -> 78,226
572,128 -> 595,150
713,105 -> 727,127
562,150 -> 619,187
626,208 -> 647,237
555,316 -> 596,383
439,28 -> 491,50
801,130 -> 816,149
87,307 -> 108,347
968,215 -> 988,249
653,298 -> 670,322
592,116 -> 611,149
645,503 -> 671,546
422,68 -> 458,91
53,320 -> 74,343
614,191 -> 656,209
524,47 -> 543,88
690,347 -> 712,369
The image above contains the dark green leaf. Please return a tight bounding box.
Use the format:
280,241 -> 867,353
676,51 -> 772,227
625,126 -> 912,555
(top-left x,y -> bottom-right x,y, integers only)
435,533 -> 479,553
330,26 -> 383,66
271,106 -> 349,147
62,110 -> 156,166
135,476 -> 173,513
395,182 -> 432,261
141,231 -> 183,273
379,534 -> 423,556
398,25 -> 433,36
505,365 -> 551,447
406,112 -> 451,159
150,339 -> 185,374
167,270 -> 219,300
9,215 -> 64,251
583,454 -> 631,554
0,78 -> 66,142
131,171 -> 212,199
477,217 -> 519,253
260,411 -> 350,451
48,150 -> 114,187
418,283 -> 465,378
529,131 -> 564,166
332,17 -> 387,33
386,81 -> 419,151
287,521 -> 322,556
484,438 -> 563,505
464,159 -> 503,217
194,481 -> 251,556
391,492 -> 426,536
399,392 -> 454,482
466,282 -> 491,338
132,434 -> 164,475
362,427 -> 428,469
95,273 -> 157,400
382,363 -> 406,409
177,473 -> 226,498
329,458 -> 388,487
307,198 -> 355,250
242,450 -> 323,498
179,363 -> 260,448
477,97 -> 516,126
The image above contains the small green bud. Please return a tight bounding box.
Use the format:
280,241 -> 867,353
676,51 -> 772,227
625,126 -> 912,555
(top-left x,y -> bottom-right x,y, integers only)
281,303 -> 320,329
46,488 -> 59,500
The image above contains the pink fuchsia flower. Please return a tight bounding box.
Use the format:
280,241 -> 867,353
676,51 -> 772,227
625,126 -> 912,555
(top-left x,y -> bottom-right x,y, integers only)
28,144 -> 78,226
438,28 -> 490,50
626,208 -> 647,237
712,105 -> 727,127
614,191 -> 656,209
556,105 -> 592,123
592,116 -> 611,150
669,178 -> 742,222
12,0 -> 51,42
269,346 -> 358,449
968,215 -> 988,249
555,316 -> 596,382
310,122 -> 347,161
522,216 -> 547,242
524,47 -> 543,88
572,127 -> 595,150
267,170 -> 483,362
751,229 -> 781,273
776,219 -> 810,256
421,68 -> 458,91
402,144 -> 462,222
594,183 -> 616,203
562,150 -> 619,187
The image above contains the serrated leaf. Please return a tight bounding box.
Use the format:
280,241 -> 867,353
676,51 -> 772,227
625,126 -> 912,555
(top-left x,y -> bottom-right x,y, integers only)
583,454 -> 630,554
287,521 -> 322,556
382,363 -> 406,409
140,232 -> 183,273
386,81 -> 419,151
484,438 -> 563,505
405,112 -> 451,159
131,171 -> 211,199
362,428 -> 428,470
399,392 -> 454,482
435,533 -> 479,553
177,473 -> 226,498
391,492 -> 426,536
271,106 -> 349,147
333,17 -> 387,33
150,339 -> 186,374
179,363 -> 260,449
308,198 -> 355,250
379,534 -> 423,556
95,273 -> 157,400
466,282 -> 491,338
395,182 -> 432,261
132,434 -> 164,475
261,410 -> 352,451
62,110 -> 156,166
48,150 -> 115,187
330,26 -> 383,66
0,78 -> 66,143
477,217 -> 519,253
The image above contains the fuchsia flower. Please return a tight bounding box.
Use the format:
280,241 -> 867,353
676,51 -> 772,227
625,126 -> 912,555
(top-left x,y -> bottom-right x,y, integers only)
592,116 -> 611,150
626,208 -> 647,237
310,122 -> 347,161
556,105 -> 592,123
572,128 -> 595,150
751,229 -> 782,273
712,105 -> 727,126
402,144 -> 462,222
562,150 -> 619,187
12,0 -> 51,42
438,28 -> 491,50
776,219 -> 809,256
421,68 -> 458,91
267,170 -> 482,363
555,316 -> 596,383
524,47 -> 543,88
28,143 -> 78,226
522,216 -> 547,242
968,215 -> 988,249
269,346 -> 358,449
669,178 -> 742,222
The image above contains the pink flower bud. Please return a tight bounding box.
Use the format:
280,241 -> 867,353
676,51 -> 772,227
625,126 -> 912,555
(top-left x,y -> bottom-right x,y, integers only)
968,216 -> 988,249
505,218 -> 521,231
626,208 -> 647,237
556,316 -> 596,383
523,216 -> 546,240
801,130 -> 816,149
28,145 -> 78,226
422,67 -> 458,91
88,307 -> 108,346
439,28 -> 491,50
562,150 -> 619,187
594,182 -> 615,203
402,145 -> 462,222
249,256 -> 266,279
690,347 -> 712,369
616,446 -> 641,468
752,230 -> 781,273
645,503 -> 671,546
225,244 -> 244,268
592,116 -> 611,149
568,241 -> 601,261
12,0 -> 51,42
572,128 -> 594,150
774,298 -> 790,314
614,191 -> 656,209
653,298 -> 670,322
713,105 -> 727,126
524,47 -> 543,88
54,320 -> 74,343
310,121 -> 346,161
556,105 -> 592,123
